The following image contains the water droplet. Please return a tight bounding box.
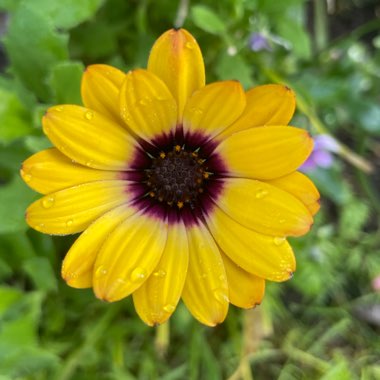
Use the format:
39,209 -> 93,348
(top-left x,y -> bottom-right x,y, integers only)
54,106 -> 64,112
95,265 -> 107,277
163,304 -> 175,313
34,223 -> 45,231
201,272 -> 207,279
116,277 -> 127,284
23,172 -> 32,182
153,269 -> 166,278
255,188 -> 269,199
84,110 -> 94,120
130,267 -> 146,283
138,98 -> 149,106
214,288 -> 229,303
218,274 -> 226,282
273,237 -> 286,246
85,160 -> 94,167
41,196 -> 55,209
185,42 -> 194,50
66,219 -> 74,227
279,218 -> 286,224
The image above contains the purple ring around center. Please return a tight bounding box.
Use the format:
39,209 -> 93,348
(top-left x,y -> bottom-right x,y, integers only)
120,126 -> 227,226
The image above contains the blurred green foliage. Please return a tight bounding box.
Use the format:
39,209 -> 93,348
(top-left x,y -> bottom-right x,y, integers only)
0,0 -> 379,379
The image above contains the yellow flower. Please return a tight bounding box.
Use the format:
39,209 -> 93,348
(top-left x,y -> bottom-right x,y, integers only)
21,29 -> 319,326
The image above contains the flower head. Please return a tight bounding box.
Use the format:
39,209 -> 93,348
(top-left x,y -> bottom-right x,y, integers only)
21,29 -> 319,326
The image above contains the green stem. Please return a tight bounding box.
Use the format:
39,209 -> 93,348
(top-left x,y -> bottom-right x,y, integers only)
155,321 -> 170,357
313,0 -> 328,52
174,0 -> 190,29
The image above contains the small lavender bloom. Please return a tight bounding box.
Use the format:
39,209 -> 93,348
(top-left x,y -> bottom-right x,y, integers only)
249,33 -> 271,52
301,134 -> 339,172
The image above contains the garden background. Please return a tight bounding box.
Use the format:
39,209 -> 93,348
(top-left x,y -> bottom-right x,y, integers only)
0,0 -> 379,379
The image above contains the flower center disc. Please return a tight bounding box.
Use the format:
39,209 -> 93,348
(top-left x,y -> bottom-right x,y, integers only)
146,145 -> 209,208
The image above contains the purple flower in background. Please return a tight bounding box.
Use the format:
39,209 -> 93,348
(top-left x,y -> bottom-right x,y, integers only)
301,134 -> 339,172
249,33 -> 272,52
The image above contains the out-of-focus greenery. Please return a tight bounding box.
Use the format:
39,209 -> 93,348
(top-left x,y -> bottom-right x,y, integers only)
0,0 -> 379,379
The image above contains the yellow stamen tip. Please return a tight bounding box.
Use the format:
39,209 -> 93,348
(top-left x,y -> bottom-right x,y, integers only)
149,191 -> 155,197
177,201 -> 184,209
159,152 -> 166,159
175,145 -> 181,152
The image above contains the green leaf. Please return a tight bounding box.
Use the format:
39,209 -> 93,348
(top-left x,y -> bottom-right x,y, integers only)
0,87 -> 32,144
191,5 -> 226,35
49,61 -> 85,105
215,52 -> 253,89
4,4 -> 68,101
0,176 -> 37,234
23,257 -> 58,293
21,0 -> 104,29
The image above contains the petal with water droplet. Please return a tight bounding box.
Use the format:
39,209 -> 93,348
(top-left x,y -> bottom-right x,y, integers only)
119,69 -> 177,141
133,221 -> 189,326
147,28 -> 205,122
221,252 -> 265,308
206,206 -> 296,282
20,148 -> 120,195
182,222 -> 228,327
43,105 -> 136,170
218,84 -> 296,139
81,64 -> 126,122
266,171 -> 320,215
26,180 -> 131,235
93,212 -> 168,302
214,178 -> 313,237
183,81 -> 246,138
62,205 -> 135,288
215,126 -> 313,180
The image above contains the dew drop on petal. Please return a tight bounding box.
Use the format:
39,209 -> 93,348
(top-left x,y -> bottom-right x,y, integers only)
95,265 -> 107,278
185,42 -> 194,50
41,196 -> 55,209
279,218 -> 286,224
139,98 -> 149,106
23,173 -> 32,182
66,219 -> 74,227
84,110 -> 94,120
213,288 -> 229,304
153,269 -> 166,278
273,236 -> 286,246
130,267 -> 147,283
54,106 -> 64,112
255,188 -> 269,199
163,304 -> 175,313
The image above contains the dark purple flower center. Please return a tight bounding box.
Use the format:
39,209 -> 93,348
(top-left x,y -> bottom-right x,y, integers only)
145,145 -> 208,208
125,128 -> 227,225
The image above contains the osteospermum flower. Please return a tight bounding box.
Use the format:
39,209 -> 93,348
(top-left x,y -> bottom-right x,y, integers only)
21,29 -> 320,326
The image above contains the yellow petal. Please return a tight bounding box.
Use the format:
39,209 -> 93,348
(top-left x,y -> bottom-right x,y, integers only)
81,64 -> 125,122
216,178 -> 313,237
120,69 -> 177,141
26,180 -> 130,235
147,28 -> 205,122
93,212 -> 168,302
267,171 -> 320,215
182,222 -> 228,326
206,206 -> 295,281
216,126 -> 313,180
62,204 -> 135,288
221,252 -> 265,308
133,221 -> 189,326
21,148 -> 119,194
183,81 -> 246,138
219,84 -> 296,138
42,105 -> 136,170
